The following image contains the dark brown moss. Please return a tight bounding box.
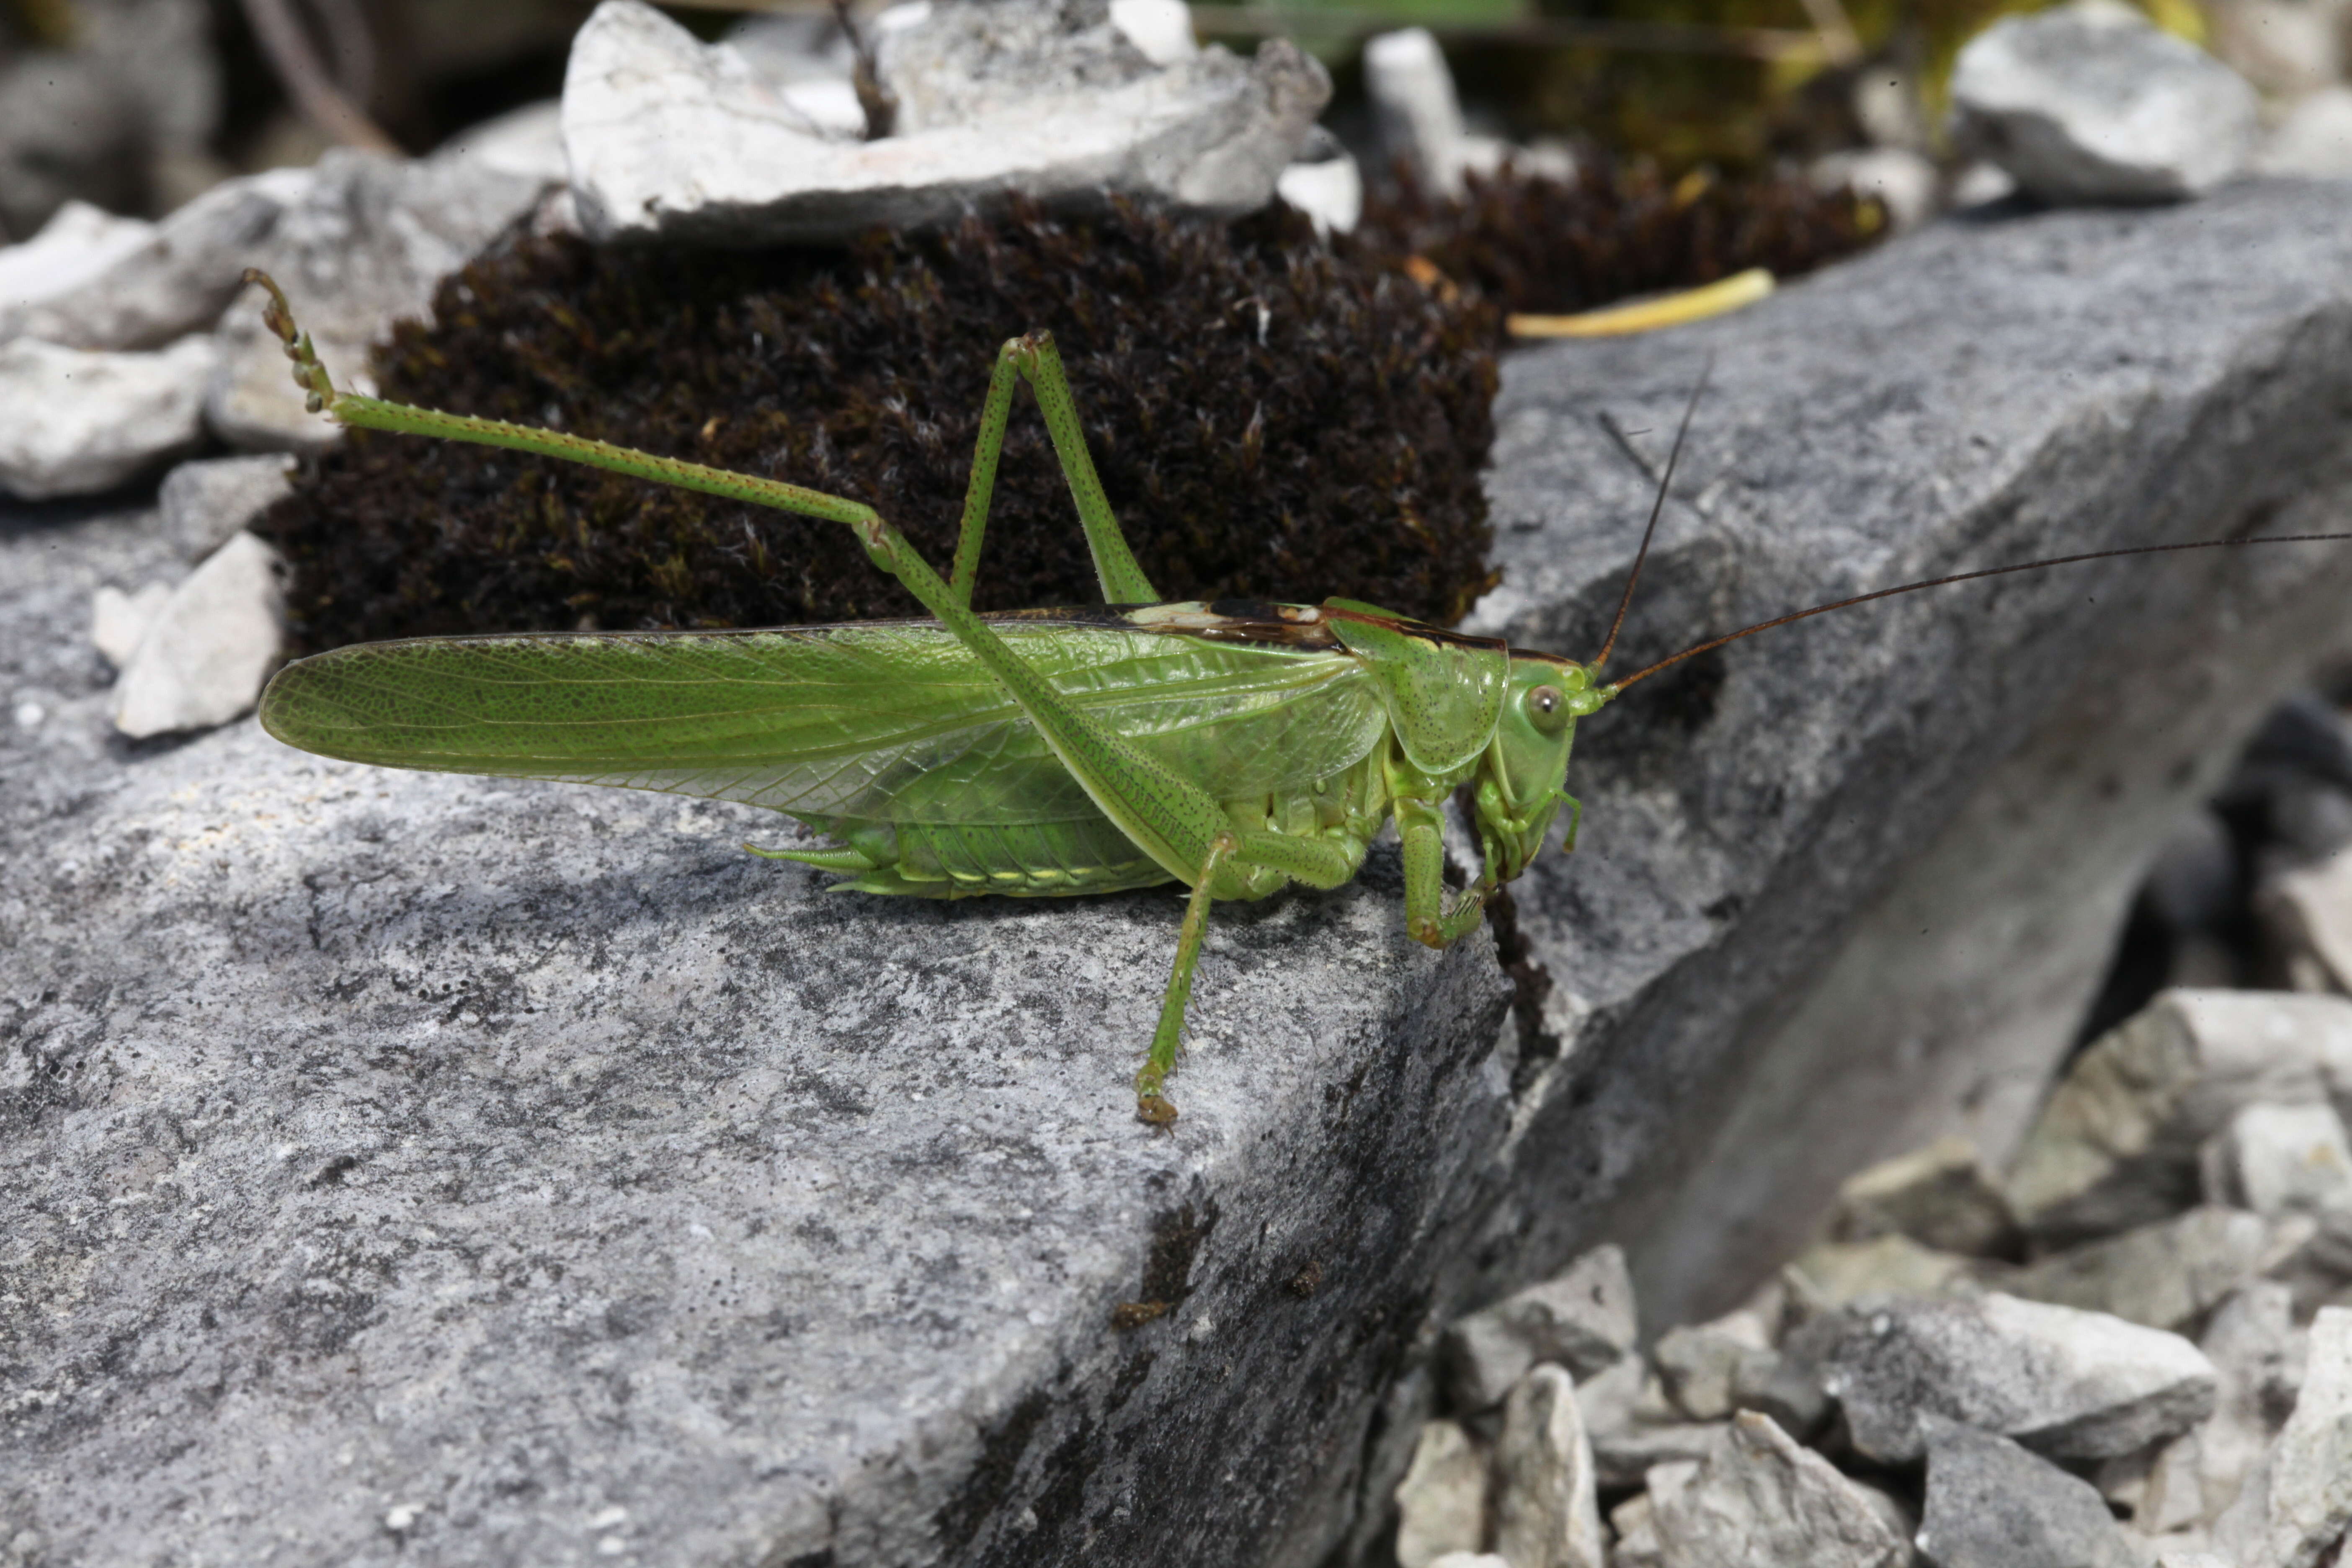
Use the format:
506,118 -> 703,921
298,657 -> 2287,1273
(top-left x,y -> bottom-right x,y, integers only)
1356,157 -> 1884,319
258,199 -> 1501,652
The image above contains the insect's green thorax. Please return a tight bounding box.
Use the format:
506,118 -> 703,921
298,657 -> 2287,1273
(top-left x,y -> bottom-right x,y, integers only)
1321,600 -> 1613,887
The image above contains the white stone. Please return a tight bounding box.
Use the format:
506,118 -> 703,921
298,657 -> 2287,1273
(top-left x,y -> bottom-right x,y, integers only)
1650,1411 -> 1907,1568
110,533 -> 286,738
1426,1555 -> 1510,1568
1654,1310 -> 1772,1422
1950,0 -> 2260,204
1494,1365 -> 1605,1568
158,454 -> 297,563
1822,1292 -> 2217,1464
2256,88 -> 2352,179
1442,1245 -> 1639,1410
434,99 -> 570,182
1809,147 -> 1938,232
1609,1492 -> 1661,1568
2,168 -> 311,352
92,582 -> 172,671
1361,28 -> 1506,198
2212,1306 -> 2352,1568
2001,1205 -> 2305,1330
204,151 -> 553,454
1395,1418 -> 1486,1568
0,334 -> 214,500
2007,989 -> 2352,1243
2185,1282 -> 2306,1530
2204,1103 -> 2352,1218
562,0 -> 1326,247
1109,0 -> 1196,66
2263,842 -> 2352,998
1831,1133 -> 2017,1256
0,200 -> 154,316
1277,152 -> 1362,237
1786,1233 -> 1978,1307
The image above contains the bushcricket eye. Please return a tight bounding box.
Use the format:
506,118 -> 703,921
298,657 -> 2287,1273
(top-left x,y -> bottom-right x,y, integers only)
1525,683 -> 1570,736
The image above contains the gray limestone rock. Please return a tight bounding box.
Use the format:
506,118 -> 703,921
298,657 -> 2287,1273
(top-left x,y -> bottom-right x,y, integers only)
1464,183 -> 2352,1333
0,201 -> 154,317
1443,1244 -> 1639,1410
157,453 -> 297,562
1493,1365 -> 1606,1568
1,168 -> 310,351
2006,990 -> 2352,1245
2001,1205 -> 2300,1331
562,0 -> 1326,247
1787,1235 -> 1982,1308
0,333 -> 214,499
1654,1311 -> 1772,1422
2261,846 -> 2352,1001
156,454 -> 299,564
2212,1306 -> 2352,1568
1916,1418 -> 2143,1568
1821,1293 -> 2216,1464
2190,1282 -> 2304,1529
90,580 -> 171,670
1395,1419 -> 1488,1568
18,181 -> 2352,1566
1951,0 -> 2259,204
875,0 -> 1161,133
2,498 -> 1517,1564
1831,1135 -> 2019,1257
2256,87 -> 2352,180
108,531 -> 286,737
203,151 -> 552,453
1649,1411 -> 1908,1568
2202,1103 -> 2352,1218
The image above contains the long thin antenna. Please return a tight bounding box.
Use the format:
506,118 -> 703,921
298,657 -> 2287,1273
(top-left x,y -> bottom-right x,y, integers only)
1606,531 -> 2352,692
1591,358 -> 1713,673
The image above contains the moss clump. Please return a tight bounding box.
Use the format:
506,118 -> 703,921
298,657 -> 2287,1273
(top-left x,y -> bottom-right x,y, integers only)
1356,159 -> 1883,318
258,200 -> 1500,652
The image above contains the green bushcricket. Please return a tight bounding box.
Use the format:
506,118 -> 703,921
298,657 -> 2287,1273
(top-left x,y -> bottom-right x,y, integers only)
241,268 -> 2352,1124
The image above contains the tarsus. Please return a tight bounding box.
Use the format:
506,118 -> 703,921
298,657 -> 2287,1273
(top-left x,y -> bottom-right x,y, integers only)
1591,357 -> 1714,673
1606,531 -> 2352,692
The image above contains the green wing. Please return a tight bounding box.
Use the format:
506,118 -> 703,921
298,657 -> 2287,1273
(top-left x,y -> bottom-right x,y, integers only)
259,616 -> 1389,829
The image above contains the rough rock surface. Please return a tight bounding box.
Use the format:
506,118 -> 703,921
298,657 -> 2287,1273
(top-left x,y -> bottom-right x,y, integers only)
0,168 -> 311,351
1830,1135 -> 2017,1256
1441,1243 -> 1638,1409
2005,990 -> 2352,1243
2213,1306 -> 2352,1568
562,0 -> 1326,246
1491,1365 -> 1605,1568
17,182 -> 2352,1565
1916,1418 -> 2142,1568
108,531 -> 286,738
157,453 -> 297,562
2203,1102 -> 2352,1217
203,152 -> 552,453
1648,1411 -> 1907,1568
1819,1293 -> 2216,1463
1999,1205 -> 2293,1330
2,494 -> 1514,1564
1463,181 -> 2352,1333
1950,0 -> 2259,203
0,334 -> 214,499
1395,1420 -> 1486,1568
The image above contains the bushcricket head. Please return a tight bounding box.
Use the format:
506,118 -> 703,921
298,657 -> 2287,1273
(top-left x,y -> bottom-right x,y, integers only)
1474,652 -> 1615,884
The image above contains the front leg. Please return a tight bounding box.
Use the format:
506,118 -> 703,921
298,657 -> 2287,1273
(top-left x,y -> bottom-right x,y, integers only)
1398,797 -> 1488,948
